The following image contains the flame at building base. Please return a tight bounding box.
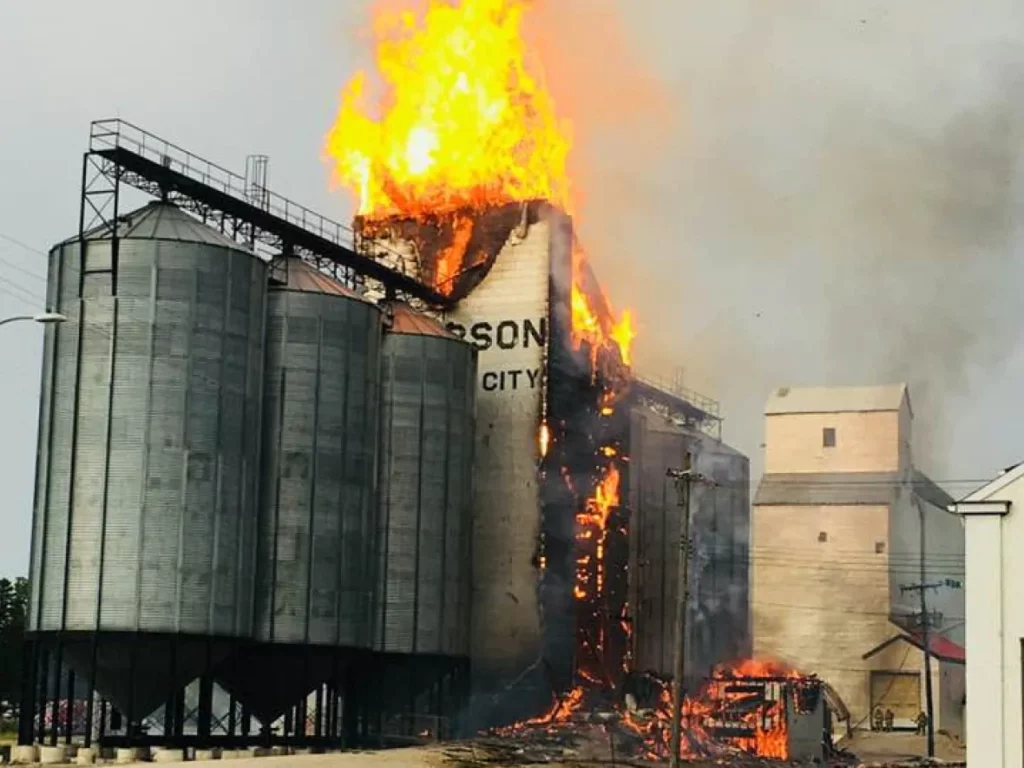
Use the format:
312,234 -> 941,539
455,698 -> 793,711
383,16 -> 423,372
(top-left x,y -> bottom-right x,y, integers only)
488,660 -> 820,762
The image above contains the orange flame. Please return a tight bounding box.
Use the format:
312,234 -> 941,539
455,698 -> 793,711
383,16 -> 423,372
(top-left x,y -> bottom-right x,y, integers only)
325,0 -> 571,218
570,246 -> 634,370
326,0 -> 635,362
538,422 -> 551,458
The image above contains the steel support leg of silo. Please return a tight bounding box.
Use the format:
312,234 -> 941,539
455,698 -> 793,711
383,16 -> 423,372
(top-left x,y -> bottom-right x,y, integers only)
177,690 -> 186,741
328,652 -> 340,742
98,700 -> 108,742
197,673 -> 214,742
164,635 -> 178,740
323,683 -> 332,740
49,635 -> 63,746
341,687 -> 355,746
17,638 -> 37,746
84,633 -> 99,747
36,644 -> 49,745
316,684 -> 326,738
327,683 -> 338,741
64,667 -> 75,745
345,661 -> 366,748
126,633 -> 139,746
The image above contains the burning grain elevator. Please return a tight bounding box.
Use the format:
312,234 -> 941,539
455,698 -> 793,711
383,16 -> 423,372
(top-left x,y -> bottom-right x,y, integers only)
18,120 -> 750,752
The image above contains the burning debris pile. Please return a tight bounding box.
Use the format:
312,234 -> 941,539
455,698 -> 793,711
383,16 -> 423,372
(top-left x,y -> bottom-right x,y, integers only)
483,660 -> 829,763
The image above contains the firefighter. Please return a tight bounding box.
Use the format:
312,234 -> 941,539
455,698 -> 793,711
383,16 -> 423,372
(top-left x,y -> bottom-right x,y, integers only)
873,707 -> 884,731
915,710 -> 928,735
884,708 -> 895,732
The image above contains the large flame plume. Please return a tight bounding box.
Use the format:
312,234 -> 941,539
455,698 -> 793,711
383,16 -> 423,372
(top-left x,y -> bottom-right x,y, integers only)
325,0 -> 570,218
324,0 -> 634,366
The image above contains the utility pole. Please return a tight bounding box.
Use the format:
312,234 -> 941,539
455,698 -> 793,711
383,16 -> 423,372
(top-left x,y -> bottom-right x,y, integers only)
901,498 -> 960,759
666,455 -> 708,768
900,578 -> 940,758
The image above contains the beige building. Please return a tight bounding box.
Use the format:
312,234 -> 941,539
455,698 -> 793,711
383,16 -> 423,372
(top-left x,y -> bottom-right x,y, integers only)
752,385 -> 965,736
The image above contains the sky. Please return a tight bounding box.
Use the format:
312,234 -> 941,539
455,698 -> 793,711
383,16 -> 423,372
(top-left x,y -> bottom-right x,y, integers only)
1,0 -> 1023,578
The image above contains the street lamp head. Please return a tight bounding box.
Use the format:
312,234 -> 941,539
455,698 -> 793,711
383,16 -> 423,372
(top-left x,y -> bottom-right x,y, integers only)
32,312 -> 67,325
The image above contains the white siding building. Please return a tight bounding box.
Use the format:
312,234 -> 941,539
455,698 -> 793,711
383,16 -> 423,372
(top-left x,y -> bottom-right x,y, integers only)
950,462 -> 1024,767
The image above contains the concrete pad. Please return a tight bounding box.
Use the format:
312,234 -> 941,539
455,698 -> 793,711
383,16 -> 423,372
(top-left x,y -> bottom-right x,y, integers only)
175,745 -> 459,767
38,745 -> 67,765
75,747 -> 97,765
153,748 -> 186,763
115,747 -> 148,764
9,745 -> 38,765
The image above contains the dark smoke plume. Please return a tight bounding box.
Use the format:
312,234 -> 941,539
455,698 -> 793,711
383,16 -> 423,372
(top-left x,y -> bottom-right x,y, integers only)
528,2 -> 1024,480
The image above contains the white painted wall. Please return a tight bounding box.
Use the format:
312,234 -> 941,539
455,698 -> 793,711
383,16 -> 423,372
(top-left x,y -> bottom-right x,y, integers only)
954,466 -> 1024,767
444,211 -> 557,693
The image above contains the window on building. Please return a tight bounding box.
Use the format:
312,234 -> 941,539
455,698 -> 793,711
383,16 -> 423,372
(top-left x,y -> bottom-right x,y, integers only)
818,531 -> 828,543
823,427 -> 836,447
875,541 -> 886,554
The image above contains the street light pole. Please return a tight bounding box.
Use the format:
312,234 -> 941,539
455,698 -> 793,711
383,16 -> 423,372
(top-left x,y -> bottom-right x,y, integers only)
0,312 -> 66,329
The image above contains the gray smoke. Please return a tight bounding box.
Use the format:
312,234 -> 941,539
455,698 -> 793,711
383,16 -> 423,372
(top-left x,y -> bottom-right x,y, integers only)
543,1 -> 1024,482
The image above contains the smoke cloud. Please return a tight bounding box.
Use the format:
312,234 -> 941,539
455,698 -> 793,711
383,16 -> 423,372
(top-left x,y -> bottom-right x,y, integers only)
527,0 -> 1024,481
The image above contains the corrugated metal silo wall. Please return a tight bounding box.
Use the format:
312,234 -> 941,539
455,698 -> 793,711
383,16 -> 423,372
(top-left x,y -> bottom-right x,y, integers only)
30,237 -> 267,635
255,289 -> 382,647
627,407 -> 751,685
375,329 -> 476,656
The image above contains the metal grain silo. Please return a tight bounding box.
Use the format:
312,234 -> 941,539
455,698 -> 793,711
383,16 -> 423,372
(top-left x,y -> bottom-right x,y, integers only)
29,201 -> 267,714
375,302 -> 476,656
253,258 -> 383,648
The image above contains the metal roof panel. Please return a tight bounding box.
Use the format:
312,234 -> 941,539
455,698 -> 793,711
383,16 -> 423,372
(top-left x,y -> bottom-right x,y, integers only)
765,384 -> 908,415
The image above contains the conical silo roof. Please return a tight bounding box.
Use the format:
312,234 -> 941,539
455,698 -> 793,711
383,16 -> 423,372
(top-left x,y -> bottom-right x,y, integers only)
64,201 -> 248,250
386,301 -> 460,338
271,257 -> 366,299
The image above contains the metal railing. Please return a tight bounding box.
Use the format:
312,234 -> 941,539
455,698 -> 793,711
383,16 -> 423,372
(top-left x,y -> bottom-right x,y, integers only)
89,119 -> 359,247
88,119 -> 429,283
633,371 -> 720,420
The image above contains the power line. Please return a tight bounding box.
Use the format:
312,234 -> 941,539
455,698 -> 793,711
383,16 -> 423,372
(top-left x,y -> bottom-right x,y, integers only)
0,275 -> 44,309
0,231 -> 48,257
0,254 -> 46,285
750,598 -> 963,621
749,544 -> 965,560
